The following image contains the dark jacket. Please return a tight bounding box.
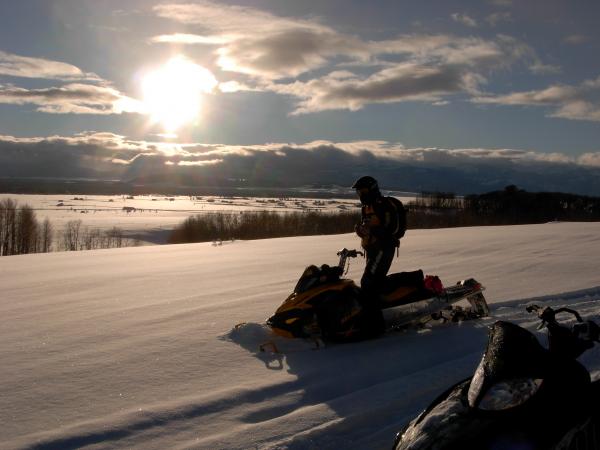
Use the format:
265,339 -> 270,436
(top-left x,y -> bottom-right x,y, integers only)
356,196 -> 401,251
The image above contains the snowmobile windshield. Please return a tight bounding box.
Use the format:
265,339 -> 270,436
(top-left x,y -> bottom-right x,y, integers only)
293,265 -> 342,293
468,321 -> 549,411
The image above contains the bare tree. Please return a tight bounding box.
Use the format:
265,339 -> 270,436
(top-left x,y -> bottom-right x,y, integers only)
16,205 -> 39,254
0,198 -> 17,256
62,220 -> 82,251
41,218 -> 53,253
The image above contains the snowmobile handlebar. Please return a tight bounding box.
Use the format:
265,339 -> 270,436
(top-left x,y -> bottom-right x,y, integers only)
526,305 -> 583,326
526,304 -> 600,342
336,248 -> 364,259
336,248 -> 364,273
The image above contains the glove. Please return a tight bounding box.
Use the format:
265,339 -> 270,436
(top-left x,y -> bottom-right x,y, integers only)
355,223 -> 369,238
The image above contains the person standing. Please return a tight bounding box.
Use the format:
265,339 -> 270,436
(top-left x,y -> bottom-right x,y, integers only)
352,176 -> 406,303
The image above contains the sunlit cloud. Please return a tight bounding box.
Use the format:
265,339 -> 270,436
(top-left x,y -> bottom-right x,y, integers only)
485,12 -> 512,26
529,62 -> 562,75
563,34 -> 588,45
451,13 -> 478,28
1,132 -> 599,194
0,83 -> 145,114
472,76 -> 600,122
218,80 -> 259,93
578,152 -> 600,167
151,2 -> 555,114
269,63 -> 470,114
175,159 -> 223,166
0,50 -> 101,81
150,33 -> 229,45
489,0 -> 513,7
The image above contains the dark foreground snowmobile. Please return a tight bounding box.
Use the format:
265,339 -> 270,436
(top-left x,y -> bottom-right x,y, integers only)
267,248 -> 489,342
393,305 -> 600,450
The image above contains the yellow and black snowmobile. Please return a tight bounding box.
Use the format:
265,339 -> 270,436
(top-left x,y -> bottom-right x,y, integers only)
267,248 -> 489,342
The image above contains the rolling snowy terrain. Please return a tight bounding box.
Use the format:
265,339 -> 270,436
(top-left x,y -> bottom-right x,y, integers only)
0,194 -> 372,245
2,223 -> 600,449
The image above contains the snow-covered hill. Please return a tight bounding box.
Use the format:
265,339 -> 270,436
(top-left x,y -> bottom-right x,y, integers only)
2,223 -> 600,449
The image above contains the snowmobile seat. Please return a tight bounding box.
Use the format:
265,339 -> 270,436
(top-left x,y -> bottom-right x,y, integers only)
379,270 -> 432,305
381,270 -> 425,294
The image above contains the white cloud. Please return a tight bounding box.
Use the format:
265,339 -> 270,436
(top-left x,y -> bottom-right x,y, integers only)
489,0 -> 513,7
451,13 -> 478,28
150,33 -> 229,45
529,62 -> 561,75
563,34 -> 588,45
472,76 -> 600,122
0,51 -> 100,81
0,83 -> 145,115
486,12 -> 512,26
152,3 -> 525,79
149,2 -> 567,115
577,152 -> 600,167
269,63 -> 471,114
218,81 -> 259,93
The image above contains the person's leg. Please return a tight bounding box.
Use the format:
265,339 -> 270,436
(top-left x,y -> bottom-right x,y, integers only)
359,246 -> 395,337
361,245 -> 395,300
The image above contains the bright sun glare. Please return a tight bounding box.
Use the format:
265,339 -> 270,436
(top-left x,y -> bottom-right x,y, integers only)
142,56 -> 217,133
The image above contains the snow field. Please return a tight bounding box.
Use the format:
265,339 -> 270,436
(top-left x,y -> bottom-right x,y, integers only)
1,222 -> 600,449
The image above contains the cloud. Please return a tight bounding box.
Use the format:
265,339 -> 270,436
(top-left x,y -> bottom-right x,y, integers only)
578,152 -> 600,167
529,62 -> 561,75
485,12 -> 512,26
451,13 -> 478,28
489,0 -> 513,7
563,34 -> 588,45
472,76 -> 600,122
0,51 -> 100,81
153,1 -> 350,79
0,50 -> 146,116
1,133 -> 600,195
150,33 -> 228,45
150,2 -> 556,114
218,81 -> 259,93
269,63 -> 470,114
0,83 -> 145,115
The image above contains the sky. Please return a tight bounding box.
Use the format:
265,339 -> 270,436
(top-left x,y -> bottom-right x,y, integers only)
1,0 -> 600,194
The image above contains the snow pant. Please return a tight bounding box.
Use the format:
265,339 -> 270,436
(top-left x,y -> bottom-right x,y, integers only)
361,244 -> 396,301
359,244 -> 396,337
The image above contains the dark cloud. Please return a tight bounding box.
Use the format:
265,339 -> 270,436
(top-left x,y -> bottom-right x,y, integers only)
1,134 -> 600,195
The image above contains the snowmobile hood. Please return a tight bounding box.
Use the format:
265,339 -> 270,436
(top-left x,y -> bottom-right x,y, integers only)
468,321 -> 549,410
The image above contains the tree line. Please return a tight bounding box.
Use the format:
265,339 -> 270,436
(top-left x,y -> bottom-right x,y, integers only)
169,186 -> 600,244
0,198 -> 136,256
168,210 -> 361,244
407,186 -> 600,229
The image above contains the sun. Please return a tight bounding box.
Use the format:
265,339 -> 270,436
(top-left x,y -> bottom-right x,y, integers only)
141,56 -> 217,133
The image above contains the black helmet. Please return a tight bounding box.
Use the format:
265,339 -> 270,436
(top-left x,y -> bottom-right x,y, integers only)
352,175 -> 378,191
352,176 -> 381,204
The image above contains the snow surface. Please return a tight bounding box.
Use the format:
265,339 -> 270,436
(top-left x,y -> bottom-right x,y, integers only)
0,194 -> 374,244
1,222 -> 600,449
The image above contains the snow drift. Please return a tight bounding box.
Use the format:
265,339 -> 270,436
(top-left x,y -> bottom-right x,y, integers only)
1,223 -> 600,449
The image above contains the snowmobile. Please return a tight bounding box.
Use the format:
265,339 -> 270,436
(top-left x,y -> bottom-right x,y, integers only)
267,248 -> 489,342
393,305 -> 600,450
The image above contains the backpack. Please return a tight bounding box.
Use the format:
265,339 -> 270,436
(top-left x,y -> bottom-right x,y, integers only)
385,196 -> 407,241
